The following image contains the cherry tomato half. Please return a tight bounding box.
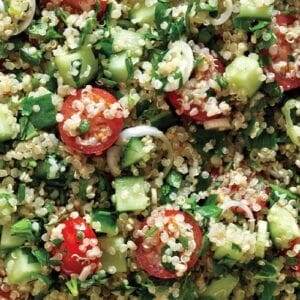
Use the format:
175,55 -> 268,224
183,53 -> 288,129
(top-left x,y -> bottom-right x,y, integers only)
165,59 -> 225,124
51,215 -> 101,276
44,0 -> 107,18
58,87 -> 124,155
267,14 -> 300,91
0,290 -> 11,300
135,209 -> 202,279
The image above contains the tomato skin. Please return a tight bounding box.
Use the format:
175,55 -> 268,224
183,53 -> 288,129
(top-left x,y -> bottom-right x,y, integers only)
0,290 -> 11,300
166,59 -> 224,124
276,14 -> 296,26
51,216 -> 100,276
166,91 -> 219,124
266,14 -> 300,91
135,210 -> 202,279
58,88 -> 124,155
44,0 -> 107,18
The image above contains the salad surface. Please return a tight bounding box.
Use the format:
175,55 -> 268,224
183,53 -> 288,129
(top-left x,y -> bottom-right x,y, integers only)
0,0 -> 299,299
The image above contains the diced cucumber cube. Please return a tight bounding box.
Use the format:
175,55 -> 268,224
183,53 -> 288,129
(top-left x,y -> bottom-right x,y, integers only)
55,45 -> 98,88
239,0 -> 273,20
121,137 -> 146,168
114,177 -> 149,212
5,248 -> 42,284
166,170 -> 183,189
0,189 -> 17,225
224,55 -> 263,97
111,27 -> 144,57
200,275 -> 239,300
99,236 -> 127,273
130,3 -> 156,25
256,220 -> 269,258
107,53 -> 130,83
214,241 -> 243,261
92,211 -> 118,236
267,203 -> 300,249
0,104 -> 19,142
0,225 -> 26,249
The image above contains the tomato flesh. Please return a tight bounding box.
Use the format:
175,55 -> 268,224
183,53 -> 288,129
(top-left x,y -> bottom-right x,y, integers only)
135,209 -> 202,279
44,0 -> 107,18
51,215 -> 100,276
267,14 -> 300,91
165,59 -> 224,124
289,238 -> 300,272
58,87 -> 124,155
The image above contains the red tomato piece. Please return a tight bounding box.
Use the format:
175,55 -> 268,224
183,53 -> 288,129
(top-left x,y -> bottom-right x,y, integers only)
0,290 -> 11,300
51,215 -> 101,276
288,238 -> 300,272
135,209 -> 202,279
43,0 -> 107,18
165,59 -> 224,124
266,14 -> 300,91
58,87 -> 124,155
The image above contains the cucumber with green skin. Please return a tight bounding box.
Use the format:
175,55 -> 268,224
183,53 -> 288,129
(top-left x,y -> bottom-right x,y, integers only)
224,55 -> 263,97
114,177 -> 149,212
5,248 -> 42,284
0,225 -> 26,249
121,137 -> 146,168
55,45 -> 98,88
92,210 -> 118,236
214,242 -> 243,261
200,275 -> 239,299
0,189 -> 17,225
239,0 -> 273,20
99,236 -> 127,272
267,203 -> 300,249
107,53 -> 130,83
111,27 -> 144,57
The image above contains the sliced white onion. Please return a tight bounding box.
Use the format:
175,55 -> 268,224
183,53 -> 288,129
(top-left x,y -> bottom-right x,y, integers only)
210,0 -> 233,26
14,0 -> 36,35
163,41 -> 194,92
203,118 -> 231,130
220,200 -> 255,232
116,125 -> 174,177
106,145 -> 122,177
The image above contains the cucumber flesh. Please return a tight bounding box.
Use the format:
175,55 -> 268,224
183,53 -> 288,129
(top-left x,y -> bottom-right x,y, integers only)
224,55 -> 263,97
200,275 -> 239,300
0,225 -> 26,249
99,236 -> 127,273
256,220 -> 269,258
92,210 -> 118,236
0,104 -> 19,142
267,203 -> 300,249
114,177 -> 149,212
239,0 -> 273,20
107,53 -> 129,83
0,189 -> 17,225
130,3 -> 156,25
5,248 -> 42,284
55,46 -> 98,88
214,241 -> 243,261
121,137 -> 146,168
111,27 -> 144,57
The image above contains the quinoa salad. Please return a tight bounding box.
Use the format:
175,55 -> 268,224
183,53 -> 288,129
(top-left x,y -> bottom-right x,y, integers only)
0,0 -> 299,299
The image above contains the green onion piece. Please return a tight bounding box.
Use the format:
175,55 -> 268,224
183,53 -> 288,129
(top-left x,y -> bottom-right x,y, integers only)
178,236 -> 189,250
78,119 -> 90,134
145,226 -> 159,237
66,278 -> 79,297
